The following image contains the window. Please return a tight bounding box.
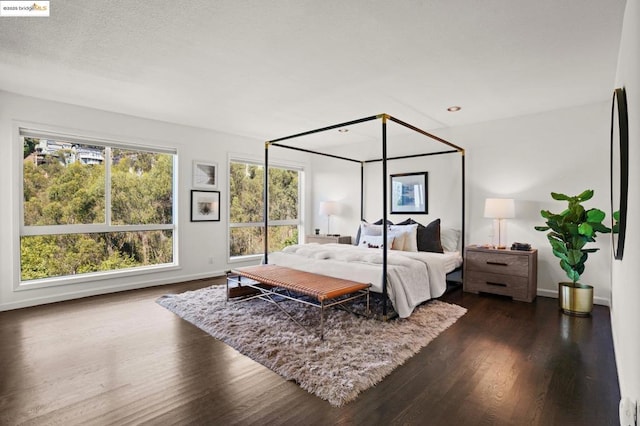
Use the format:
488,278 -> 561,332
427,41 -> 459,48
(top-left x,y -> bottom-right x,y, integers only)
229,159 -> 302,258
20,128 -> 176,283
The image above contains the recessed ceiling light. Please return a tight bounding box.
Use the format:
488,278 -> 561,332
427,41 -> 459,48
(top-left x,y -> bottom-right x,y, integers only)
338,128 -> 349,133
447,106 -> 461,112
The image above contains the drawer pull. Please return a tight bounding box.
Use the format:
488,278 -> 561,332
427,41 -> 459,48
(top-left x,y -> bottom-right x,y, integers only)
486,261 -> 508,266
486,281 -> 507,287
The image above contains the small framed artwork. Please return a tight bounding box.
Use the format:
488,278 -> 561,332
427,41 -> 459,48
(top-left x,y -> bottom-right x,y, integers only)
390,172 -> 428,214
191,190 -> 220,222
193,160 -> 218,189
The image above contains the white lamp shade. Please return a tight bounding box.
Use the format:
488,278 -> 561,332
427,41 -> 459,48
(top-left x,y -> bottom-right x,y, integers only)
484,198 -> 515,219
319,201 -> 341,216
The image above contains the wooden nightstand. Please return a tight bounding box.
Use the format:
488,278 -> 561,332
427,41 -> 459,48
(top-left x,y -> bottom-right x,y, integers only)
463,246 -> 538,302
306,235 -> 352,245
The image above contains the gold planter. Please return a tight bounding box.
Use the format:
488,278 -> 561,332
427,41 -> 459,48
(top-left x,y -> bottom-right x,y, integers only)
558,282 -> 593,316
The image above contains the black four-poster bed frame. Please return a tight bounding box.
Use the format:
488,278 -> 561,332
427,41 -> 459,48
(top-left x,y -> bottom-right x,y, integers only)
263,113 -> 465,318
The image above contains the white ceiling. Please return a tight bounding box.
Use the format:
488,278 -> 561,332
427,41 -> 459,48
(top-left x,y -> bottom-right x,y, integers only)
0,0 -> 627,142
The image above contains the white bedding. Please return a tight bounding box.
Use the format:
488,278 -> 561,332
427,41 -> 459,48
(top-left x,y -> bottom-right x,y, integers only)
266,243 -> 463,318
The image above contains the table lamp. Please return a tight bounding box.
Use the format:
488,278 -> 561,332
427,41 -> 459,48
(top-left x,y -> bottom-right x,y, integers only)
319,201 -> 341,236
484,198 -> 515,249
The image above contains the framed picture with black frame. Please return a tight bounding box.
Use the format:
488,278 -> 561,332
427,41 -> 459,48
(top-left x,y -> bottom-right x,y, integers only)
191,190 -> 220,222
390,172 -> 428,214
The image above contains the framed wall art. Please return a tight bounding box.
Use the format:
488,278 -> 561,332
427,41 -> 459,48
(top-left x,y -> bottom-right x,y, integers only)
191,190 -> 220,222
193,160 -> 218,189
390,172 -> 428,214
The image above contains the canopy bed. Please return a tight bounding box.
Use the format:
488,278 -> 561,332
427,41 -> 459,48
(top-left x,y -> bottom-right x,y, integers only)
263,114 -> 465,319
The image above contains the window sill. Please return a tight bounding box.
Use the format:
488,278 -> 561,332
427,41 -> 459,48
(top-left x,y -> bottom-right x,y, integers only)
228,254 -> 263,264
15,263 -> 181,291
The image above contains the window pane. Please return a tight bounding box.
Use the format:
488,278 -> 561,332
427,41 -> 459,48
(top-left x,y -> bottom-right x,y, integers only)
229,162 -> 300,223
230,226 -> 263,257
23,137 -> 105,226
229,160 -> 301,259
269,225 -> 299,251
230,225 -> 298,257
268,168 -> 299,221
229,162 -> 264,223
111,149 -> 173,225
20,231 -> 173,281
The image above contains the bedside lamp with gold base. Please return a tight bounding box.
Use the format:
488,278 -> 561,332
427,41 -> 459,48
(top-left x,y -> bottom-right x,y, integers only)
484,198 -> 515,249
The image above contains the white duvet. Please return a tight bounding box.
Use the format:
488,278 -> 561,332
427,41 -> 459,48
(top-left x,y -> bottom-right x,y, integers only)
266,243 -> 462,318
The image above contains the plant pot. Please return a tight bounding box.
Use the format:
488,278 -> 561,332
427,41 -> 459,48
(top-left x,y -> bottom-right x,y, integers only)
558,282 -> 593,316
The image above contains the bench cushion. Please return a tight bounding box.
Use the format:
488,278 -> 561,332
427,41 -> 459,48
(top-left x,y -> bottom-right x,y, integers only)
231,264 -> 370,302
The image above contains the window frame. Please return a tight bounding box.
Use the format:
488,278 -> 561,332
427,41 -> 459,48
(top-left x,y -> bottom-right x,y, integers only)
15,122 -> 179,290
227,154 -> 304,262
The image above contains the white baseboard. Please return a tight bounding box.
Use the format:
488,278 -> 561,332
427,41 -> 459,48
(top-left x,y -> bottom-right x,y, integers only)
537,288 -> 610,307
0,270 -> 227,312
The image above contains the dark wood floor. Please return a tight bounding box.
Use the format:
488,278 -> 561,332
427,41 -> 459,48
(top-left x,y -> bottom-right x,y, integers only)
0,278 -> 620,425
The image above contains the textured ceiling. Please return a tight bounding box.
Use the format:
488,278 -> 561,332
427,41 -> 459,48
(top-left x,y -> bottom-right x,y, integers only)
0,0 -> 627,141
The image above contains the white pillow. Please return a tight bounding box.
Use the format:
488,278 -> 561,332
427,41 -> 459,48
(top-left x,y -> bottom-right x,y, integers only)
360,222 -> 383,237
441,228 -> 461,252
389,224 -> 419,251
358,235 -> 394,249
359,222 -> 406,250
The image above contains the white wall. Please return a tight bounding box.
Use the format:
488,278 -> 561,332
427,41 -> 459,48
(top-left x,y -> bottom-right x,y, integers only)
436,102 -> 612,304
308,155 -> 361,236
0,91 -> 308,310
611,0 -> 640,407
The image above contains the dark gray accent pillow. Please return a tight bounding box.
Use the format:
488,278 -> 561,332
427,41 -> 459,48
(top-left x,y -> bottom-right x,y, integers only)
373,218 -> 394,225
397,218 -> 444,253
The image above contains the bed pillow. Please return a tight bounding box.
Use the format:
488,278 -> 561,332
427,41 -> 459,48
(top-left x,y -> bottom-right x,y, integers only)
357,235 -> 394,249
355,219 -> 393,245
397,218 -> 444,253
387,230 -> 407,251
357,223 -> 405,250
355,221 -> 375,245
361,222 -> 383,237
396,218 -> 420,227
417,219 -> 444,253
388,223 -> 419,252
441,228 -> 461,252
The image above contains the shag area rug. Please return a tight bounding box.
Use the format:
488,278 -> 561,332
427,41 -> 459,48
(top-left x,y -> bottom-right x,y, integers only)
157,285 -> 466,407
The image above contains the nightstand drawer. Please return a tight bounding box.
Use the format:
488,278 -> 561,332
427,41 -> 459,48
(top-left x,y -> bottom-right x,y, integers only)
465,250 -> 529,277
465,271 -> 529,300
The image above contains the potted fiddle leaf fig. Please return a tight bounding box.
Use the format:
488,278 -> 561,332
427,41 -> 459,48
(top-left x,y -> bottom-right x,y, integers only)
534,190 -> 611,316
